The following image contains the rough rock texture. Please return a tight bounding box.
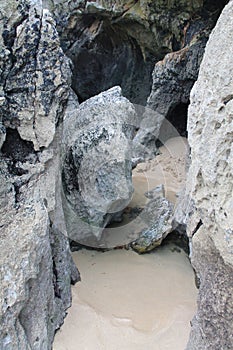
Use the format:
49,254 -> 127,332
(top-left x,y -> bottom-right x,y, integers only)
0,0 -> 232,348
184,2 -> 233,348
62,86 -> 136,246
145,38 -> 207,143
0,1 -> 79,349
44,0 -> 227,105
1,1 -> 71,150
131,0 -> 227,158
130,185 -> 173,253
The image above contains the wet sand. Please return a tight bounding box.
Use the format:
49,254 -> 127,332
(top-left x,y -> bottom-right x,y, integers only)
53,245 -> 197,350
97,137 -> 189,248
53,136 -> 196,350
131,136 -> 188,206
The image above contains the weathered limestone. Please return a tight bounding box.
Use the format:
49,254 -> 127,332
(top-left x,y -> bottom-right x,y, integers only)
2,1 -> 71,150
0,1 -> 79,349
44,0 -> 226,106
184,2 -> 233,348
62,86 -> 135,246
130,185 -> 173,253
0,0 -> 232,349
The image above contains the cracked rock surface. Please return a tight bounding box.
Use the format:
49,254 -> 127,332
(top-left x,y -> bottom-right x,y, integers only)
0,1 -> 79,349
183,2 -> 233,348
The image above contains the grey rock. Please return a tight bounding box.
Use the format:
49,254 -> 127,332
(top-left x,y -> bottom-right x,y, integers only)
44,0 -> 223,106
130,193 -> 173,253
61,86 -> 136,246
0,1 -> 79,349
2,3 -> 71,150
0,140 -> 79,350
134,36 -> 208,160
0,123 -> 6,150
144,184 -> 165,200
184,2 -> 233,349
132,5 -> 226,160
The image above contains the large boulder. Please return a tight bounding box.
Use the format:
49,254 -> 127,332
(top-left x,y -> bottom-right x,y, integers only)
61,86 -> 136,246
183,2 -> 233,348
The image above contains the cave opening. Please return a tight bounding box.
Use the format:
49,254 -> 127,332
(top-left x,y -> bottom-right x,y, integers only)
63,15 -> 156,106
157,102 -> 189,146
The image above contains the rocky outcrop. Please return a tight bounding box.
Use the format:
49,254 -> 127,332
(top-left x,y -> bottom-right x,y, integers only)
0,0 -> 232,348
184,2 -> 233,348
0,1 -> 79,349
1,1 -> 71,150
44,0 -> 227,106
129,1 -> 227,158
61,86 -> 135,246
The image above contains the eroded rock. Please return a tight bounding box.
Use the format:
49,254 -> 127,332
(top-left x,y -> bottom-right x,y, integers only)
130,185 -> 173,253
45,0 -> 226,106
183,2 -> 233,348
0,1 -> 79,349
62,86 -> 136,246
2,3 -> 71,150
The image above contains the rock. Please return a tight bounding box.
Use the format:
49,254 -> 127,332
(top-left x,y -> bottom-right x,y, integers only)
144,184 -> 165,200
130,189 -> 173,253
0,123 -> 6,149
131,2 -> 226,159
0,1 -> 79,349
45,0 -> 225,106
183,2 -> 233,348
2,3 -> 71,150
0,159 -> 80,350
133,36 -> 208,160
61,86 -> 136,246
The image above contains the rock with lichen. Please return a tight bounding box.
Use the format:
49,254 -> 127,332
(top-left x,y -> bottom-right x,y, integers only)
61,86 -> 136,247
0,1 -> 79,349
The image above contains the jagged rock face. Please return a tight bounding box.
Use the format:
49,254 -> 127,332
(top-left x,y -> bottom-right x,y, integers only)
130,185 -> 173,253
130,0 -> 227,158
44,0 -> 226,106
184,2 -> 233,348
0,1 -> 79,349
146,38 -> 207,144
62,86 -> 135,246
1,1 -> 71,150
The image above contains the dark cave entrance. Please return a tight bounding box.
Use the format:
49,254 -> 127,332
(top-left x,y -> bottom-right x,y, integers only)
62,15 -> 156,106
157,102 -> 189,145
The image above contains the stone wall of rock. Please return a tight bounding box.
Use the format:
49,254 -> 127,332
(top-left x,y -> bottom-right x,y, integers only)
185,1 -> 233,348
0,1 -> 79,349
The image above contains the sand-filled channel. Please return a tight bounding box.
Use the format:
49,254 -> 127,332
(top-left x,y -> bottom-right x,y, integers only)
53,136 -> 197,349
53,245 -> 197,350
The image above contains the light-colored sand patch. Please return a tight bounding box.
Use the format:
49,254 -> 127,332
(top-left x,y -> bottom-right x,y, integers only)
131,136 -> 188,205
53,245 -> 197,350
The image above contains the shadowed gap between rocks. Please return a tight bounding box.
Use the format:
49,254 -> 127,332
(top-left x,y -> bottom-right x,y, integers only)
156,102 -> 189,147
63,14 -> 156,106
1,128 -> 38,176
